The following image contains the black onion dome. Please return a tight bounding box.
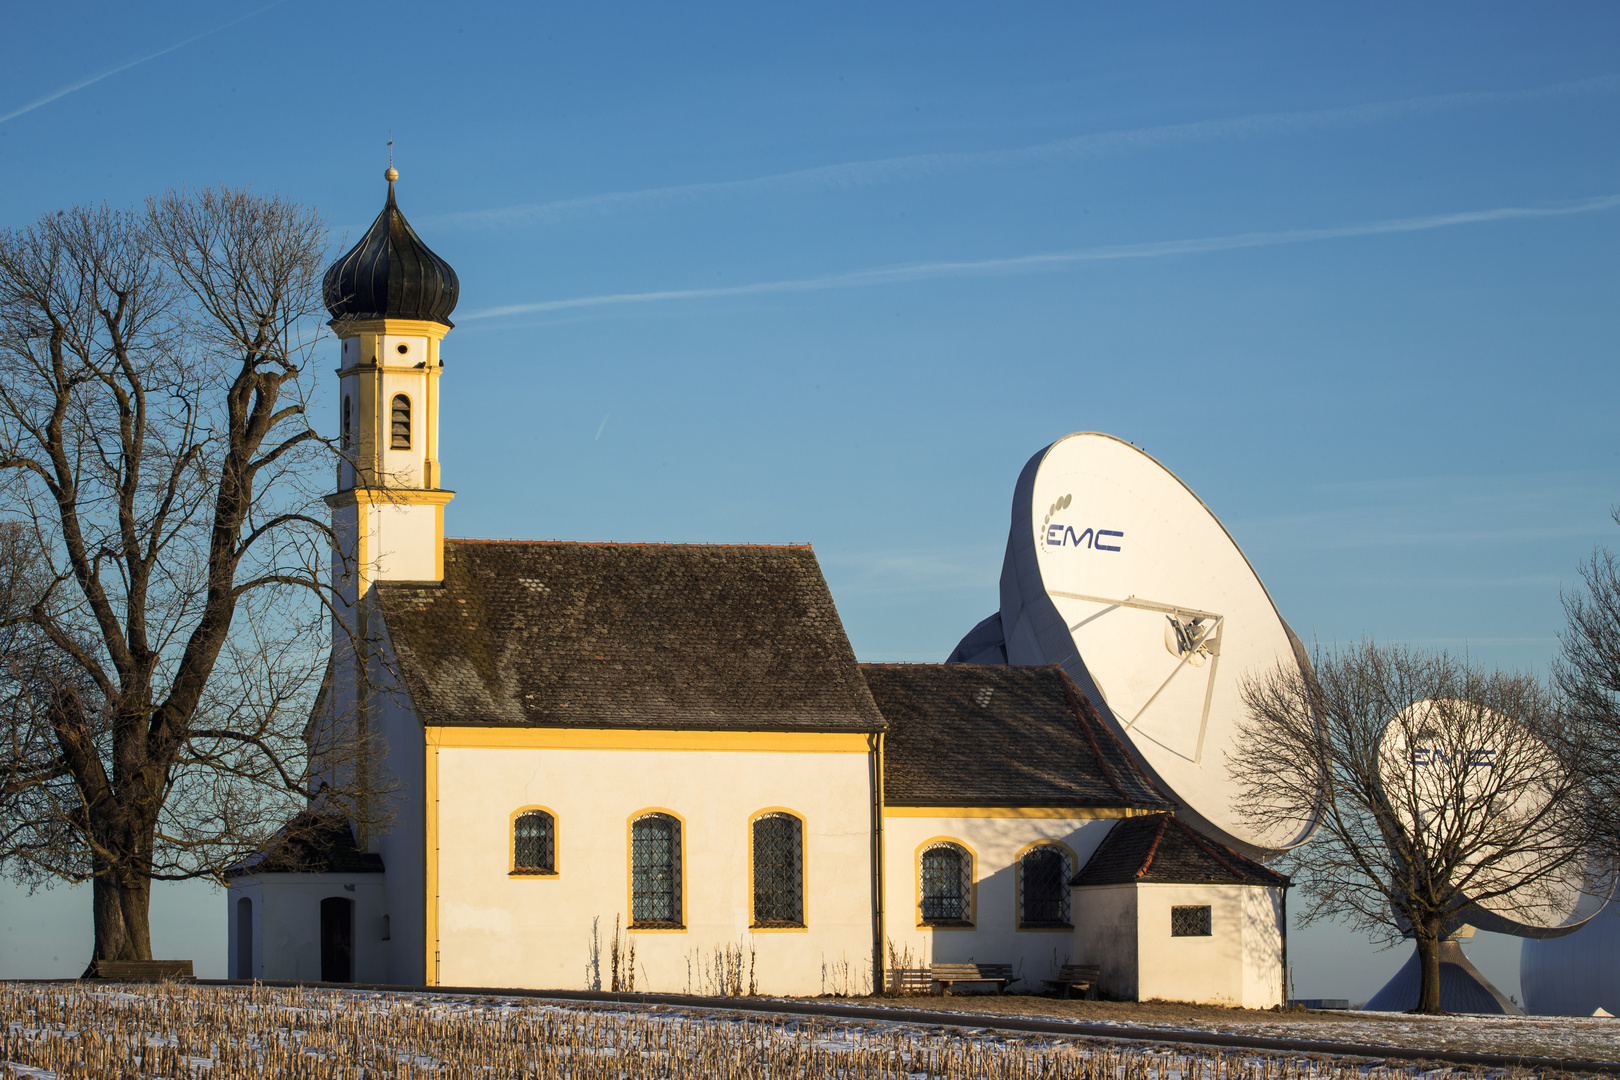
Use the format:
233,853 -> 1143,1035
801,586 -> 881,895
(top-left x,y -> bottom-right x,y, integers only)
323,176 -> 459,326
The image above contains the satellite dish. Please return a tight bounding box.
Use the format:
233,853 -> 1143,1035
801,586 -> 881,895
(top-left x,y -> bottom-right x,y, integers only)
1375,700 -> 1608,938
961,432 -> 1317,856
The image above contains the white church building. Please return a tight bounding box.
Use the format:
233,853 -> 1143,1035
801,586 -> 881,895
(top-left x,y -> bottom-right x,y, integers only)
226,172 -> 1289,1006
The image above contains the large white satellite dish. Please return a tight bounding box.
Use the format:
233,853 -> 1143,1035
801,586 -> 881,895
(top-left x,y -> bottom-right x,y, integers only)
1375,700 -> 1607,938
953,432 -> 1316,856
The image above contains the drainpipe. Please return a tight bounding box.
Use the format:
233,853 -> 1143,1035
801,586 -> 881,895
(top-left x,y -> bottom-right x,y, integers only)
870,731 -> 886,995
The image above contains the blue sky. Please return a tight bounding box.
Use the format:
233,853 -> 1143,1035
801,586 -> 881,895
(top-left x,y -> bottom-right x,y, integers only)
2,1 -> 1617,1004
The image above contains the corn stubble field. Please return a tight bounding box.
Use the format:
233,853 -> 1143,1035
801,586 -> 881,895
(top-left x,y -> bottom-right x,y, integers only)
0,983 -> 1556,1080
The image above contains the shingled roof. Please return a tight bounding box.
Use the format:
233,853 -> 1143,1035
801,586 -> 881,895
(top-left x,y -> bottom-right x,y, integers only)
377,540 -> 885,731
227,810 -> 384,878
862,664 -> 1172,810
1072,813 -> 1289,887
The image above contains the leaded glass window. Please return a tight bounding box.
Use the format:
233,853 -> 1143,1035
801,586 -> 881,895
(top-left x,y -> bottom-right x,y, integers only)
390,394 -> 411,450
513,810 -> 555,873
752,813 -> 803,926
1019,845 -> 1071,927
1171,905 -> 1212,936
919,842 -> 972,924
631,813 -> 681,926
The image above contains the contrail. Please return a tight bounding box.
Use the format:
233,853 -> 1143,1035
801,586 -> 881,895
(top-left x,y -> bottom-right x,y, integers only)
464,193 -> 1620,320
0,2 -> 285,126
434,75 -> 1620,231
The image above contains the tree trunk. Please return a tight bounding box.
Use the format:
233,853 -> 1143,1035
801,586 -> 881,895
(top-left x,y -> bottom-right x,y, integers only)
86,872 -> 153,968
85,807 -> 158,968
1413,925 -> 1443,1014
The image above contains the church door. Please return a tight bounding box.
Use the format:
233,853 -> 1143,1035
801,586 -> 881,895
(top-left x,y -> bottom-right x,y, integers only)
320,897 -> 354,982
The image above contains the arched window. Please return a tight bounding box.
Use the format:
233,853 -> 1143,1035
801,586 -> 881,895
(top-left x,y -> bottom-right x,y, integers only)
512,809 -> 556,874
1019,844 -> 1072,928
235,896 -> 253,979
631,813 -> 681,926
341,395 -> 352,451
752,812 -> 803,927
390,394 -> 411,450
919,842 -> 972,925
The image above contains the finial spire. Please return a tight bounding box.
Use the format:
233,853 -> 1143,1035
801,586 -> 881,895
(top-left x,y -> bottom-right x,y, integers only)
384,133 -> 399,184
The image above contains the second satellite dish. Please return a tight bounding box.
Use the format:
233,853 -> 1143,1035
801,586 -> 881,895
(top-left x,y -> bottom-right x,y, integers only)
950,432 -> 1316,856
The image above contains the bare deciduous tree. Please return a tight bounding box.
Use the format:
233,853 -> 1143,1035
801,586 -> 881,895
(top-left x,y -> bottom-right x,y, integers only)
0,190 -> 382,966
1232,641 -> 1597,1014
1558,509 -> 1620,844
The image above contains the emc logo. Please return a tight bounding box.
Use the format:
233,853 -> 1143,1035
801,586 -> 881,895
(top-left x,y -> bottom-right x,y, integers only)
1039,493 -> 1124,553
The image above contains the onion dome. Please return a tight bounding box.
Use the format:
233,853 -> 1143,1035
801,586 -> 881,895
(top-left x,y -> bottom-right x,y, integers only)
323,168 -> 459,326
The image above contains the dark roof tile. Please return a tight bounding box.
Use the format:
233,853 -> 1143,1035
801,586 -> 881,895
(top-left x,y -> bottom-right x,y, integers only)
377,540 -> 884,732
1072,813 -> 1288,887
862,664 -> 1172,810
227,810 -> 383,877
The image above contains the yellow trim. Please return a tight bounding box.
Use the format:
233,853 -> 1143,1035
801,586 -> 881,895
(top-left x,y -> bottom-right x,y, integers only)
627,808 -> 688,933
336,363 -> 446,378
509,805 -> 561,877
883,806 -> 1152,819
747,807 -> 808,933
426,727 -> 872,753
330,317 -> 453,342
325,488 -> 456,509
1013,839 -> 1078,933
424,739 -> 440,985
914,836 -> 977,931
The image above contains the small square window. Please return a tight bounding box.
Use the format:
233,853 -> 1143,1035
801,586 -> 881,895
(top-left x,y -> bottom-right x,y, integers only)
1171,905 -> 1212,936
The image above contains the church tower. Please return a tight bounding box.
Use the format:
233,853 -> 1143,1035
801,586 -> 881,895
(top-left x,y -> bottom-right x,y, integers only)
322,166 -> 458,600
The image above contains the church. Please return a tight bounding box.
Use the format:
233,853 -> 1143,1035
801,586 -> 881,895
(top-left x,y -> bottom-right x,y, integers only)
226,171 -> 1289,1007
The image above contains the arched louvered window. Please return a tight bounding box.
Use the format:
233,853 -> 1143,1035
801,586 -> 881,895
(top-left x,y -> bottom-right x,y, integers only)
1019,844 -> 1073,928
751,812 -> 804,927
512,809 -> 556,874
631,813 -> 682,926
341,395 -> 352,451
390,394 -> 411,450
919,842 -> 973,925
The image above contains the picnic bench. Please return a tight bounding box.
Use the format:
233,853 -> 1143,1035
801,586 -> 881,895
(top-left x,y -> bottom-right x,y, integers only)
1043,963 -> 1100,999
83,960 -> 195,982
929,962 -> 1017,994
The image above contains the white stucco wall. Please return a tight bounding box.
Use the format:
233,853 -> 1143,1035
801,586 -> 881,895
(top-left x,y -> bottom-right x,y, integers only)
431,740 -> 877,996
376,678 -> 427,984
1071,883 -> 1138,999
880,813 -> 1118,992
227,874 -> 389,983
1073,883 -> 1284,1007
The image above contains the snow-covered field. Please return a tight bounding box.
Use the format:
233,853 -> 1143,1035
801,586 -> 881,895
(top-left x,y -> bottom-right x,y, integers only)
838,996 -> 1620,1064
0,982 -> 1611,1078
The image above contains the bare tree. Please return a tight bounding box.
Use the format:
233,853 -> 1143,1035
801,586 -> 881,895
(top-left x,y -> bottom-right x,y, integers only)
1558,509 -> 1620,842
0,190 -> 381,966
1232,641 -> 1597,1014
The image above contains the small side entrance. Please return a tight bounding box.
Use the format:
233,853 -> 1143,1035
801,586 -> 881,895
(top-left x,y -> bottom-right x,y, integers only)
320,896 -> 354,983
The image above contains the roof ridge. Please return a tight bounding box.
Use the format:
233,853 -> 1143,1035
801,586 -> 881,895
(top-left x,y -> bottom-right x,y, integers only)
448,538 -> 813,549
1169,816 -> 1280,884
1135,814 -> 1171,878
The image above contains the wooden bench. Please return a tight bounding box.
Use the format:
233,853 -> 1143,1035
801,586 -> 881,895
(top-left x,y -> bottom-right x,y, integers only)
83,960 -> 195,982
930,962 -> 1016,994
887,967 -> 935,994
1043,963 -> 1100,999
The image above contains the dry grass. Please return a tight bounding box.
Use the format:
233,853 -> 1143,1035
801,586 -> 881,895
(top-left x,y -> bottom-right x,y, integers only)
0,981 -> 1541,1079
